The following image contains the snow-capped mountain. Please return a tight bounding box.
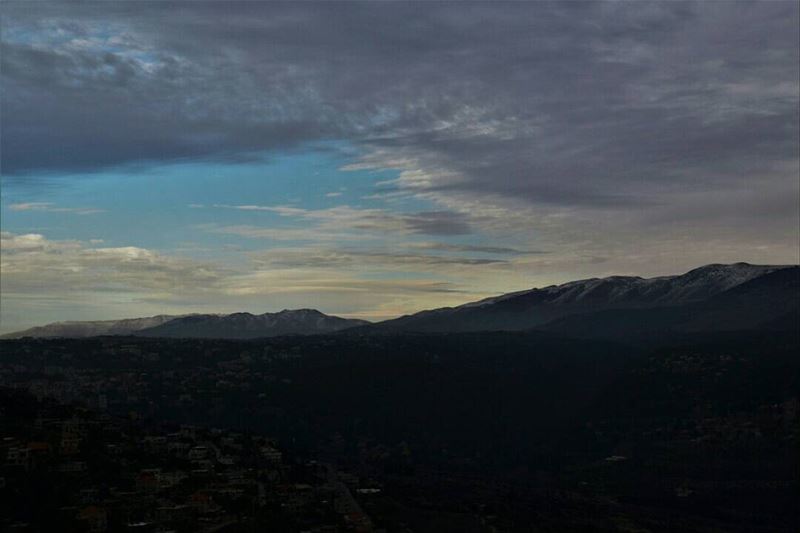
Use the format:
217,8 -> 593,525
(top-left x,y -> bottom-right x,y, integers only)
542,266 -> 799,339
371,263 -> 796,333
458,263 -> 785,309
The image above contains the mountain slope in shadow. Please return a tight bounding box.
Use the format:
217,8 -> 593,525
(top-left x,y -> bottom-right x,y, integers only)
364,263 -> 795,334
538,266 -> 799,341
135,309 -> 369,339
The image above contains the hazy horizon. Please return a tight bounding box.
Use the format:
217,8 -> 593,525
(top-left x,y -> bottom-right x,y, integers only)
3,260 -> 797,334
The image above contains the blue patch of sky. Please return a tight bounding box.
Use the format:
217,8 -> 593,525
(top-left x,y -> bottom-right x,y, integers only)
1,142 -> 436,257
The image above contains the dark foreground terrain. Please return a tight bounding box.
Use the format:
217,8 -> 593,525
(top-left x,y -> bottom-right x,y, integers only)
1,328 -> 798,532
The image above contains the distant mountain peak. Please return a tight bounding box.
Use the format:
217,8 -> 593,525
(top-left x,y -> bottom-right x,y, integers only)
276,308 -> 324,316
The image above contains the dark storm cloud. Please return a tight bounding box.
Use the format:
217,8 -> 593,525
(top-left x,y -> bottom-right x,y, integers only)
1,1 -> 798,211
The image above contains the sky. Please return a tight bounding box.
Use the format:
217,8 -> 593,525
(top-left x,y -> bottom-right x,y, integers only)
1,1 -> 798,333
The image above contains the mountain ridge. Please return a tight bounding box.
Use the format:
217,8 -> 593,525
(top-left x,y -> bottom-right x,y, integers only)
539,266 -> 800,341
135,308 -> 369,339
364,262 -> 796,333
3,263 -> 796,339
0,315 -> 184,339
1,309 -> 369,340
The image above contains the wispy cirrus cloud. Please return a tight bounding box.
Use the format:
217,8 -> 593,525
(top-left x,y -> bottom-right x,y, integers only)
203,204 -> 473,237
9,202 -> 105,215
250,247 -> 509,270
411,242 -> 549,256
199,224 -> 352,242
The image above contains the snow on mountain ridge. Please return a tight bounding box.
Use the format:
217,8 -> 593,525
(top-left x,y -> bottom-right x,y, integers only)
456,263 -> 790,311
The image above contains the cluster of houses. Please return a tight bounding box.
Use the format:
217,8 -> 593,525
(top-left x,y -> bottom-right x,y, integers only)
0,391 -> 378,532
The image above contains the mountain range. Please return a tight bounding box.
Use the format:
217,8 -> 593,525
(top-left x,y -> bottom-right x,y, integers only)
3,262 -> 797,340
132,309 -> 369,339
372,262 -> 798,337
1,309 -> 368,340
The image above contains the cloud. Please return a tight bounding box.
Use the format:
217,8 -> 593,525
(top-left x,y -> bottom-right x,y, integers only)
9,202 -> 105,215
0,232 -> 225,294
411,242 -> 548,255
3,3 -> 796,214
200,224 -> 352,242
0,231 -> 506,332
2,3 -> 796,256
250,247 -> 509,269
401,211 -> 471,236
0,232 -> 56,251
208,204 -> 473,236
